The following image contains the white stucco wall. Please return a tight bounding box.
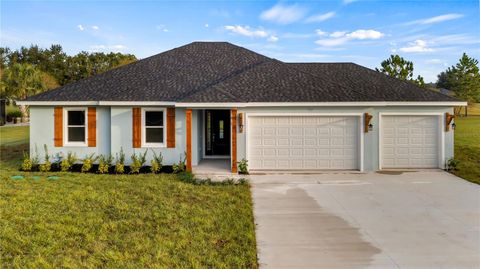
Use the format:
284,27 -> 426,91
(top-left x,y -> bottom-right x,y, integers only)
29,105 -> 455,171
29,106 -> 111,162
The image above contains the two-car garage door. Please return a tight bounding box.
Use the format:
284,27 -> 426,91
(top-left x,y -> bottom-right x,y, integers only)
248,116 -> 360,170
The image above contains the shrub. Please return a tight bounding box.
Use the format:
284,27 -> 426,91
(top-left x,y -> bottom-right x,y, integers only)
150,150 -> 163,173
39,144 -> 51,172
237,158 -> 249,174
61,152 -> 77,172
446,158 -> 460,171
97,155 -> 113,174
21,152 -> 33,171
115,148 -> 126,174
7,110 -> 22,118
172,152 -> 186,174
130,150 -> 147,174
81,153 -> 98,173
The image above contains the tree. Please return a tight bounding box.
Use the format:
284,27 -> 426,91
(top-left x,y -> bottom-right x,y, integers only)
376,55 -> 425,87
2,63 -> 46,119
436,53 -> 480,103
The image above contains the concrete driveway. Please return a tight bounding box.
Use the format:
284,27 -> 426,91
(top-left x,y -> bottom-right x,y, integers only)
251,171 -> 480,269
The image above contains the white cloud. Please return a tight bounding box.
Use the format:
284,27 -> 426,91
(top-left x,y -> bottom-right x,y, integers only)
260,4 -> 306,24
346,29 -> 384,39
268,35 -> 279,42
315,29 -> 328,36
305,12 -> 335,23
156,25 -> 169,32
330,31 -> 347,38
89,44 -> 127,52
204,23 -> 209,28
399,39 -> 434,52
224,25 -> 268,38
77,24 -> 85,31
315,29 -> 384,47
405,13 -> 464,25
91,25 -> 100,30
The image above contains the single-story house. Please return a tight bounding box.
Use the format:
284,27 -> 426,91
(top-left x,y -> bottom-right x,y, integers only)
18,42 -> 466,173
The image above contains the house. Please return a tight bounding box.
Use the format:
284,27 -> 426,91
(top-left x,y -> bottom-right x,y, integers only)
18,42 -> 466,173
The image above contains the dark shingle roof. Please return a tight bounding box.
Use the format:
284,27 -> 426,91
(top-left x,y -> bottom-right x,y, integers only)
26,42 -> 458,102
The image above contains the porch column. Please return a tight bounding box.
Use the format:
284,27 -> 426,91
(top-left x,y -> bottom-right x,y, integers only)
231,109 -> 238,173
186,109 -> 192,172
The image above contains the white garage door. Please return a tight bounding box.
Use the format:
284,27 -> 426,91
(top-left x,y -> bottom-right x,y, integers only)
248,116 -> 359,170
381,115 -> 440,168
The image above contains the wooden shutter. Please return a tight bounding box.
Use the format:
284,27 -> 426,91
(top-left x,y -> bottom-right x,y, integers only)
132,108 -> 141,148
87,107 -> 96,147
231,109 -> 238,173
54,107 -> 63,147
186,109 -> 192,172
166,107 -> 175,148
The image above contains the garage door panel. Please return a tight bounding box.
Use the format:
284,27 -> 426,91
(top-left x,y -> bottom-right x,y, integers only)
382,115 -> 439,169
248,116 -> 359,170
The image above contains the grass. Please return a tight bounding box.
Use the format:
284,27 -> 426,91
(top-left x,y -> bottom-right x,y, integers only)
452,116 -> 480,184
0,127 -> 258,268
0,126 -> 29,146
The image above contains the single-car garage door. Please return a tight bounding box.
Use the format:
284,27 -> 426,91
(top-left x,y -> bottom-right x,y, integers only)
248,115 -> 360,170
381,115 -> 440,168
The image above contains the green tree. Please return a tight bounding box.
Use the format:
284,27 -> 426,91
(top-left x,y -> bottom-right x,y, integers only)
2,63 -> 46,118
436,53 -> 480,103
376,55 -> 425,87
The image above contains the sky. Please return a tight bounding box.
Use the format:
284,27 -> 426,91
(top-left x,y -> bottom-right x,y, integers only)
1,0 -> 479,82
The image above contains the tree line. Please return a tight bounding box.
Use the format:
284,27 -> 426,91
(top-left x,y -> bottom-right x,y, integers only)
376,53 -> 480,104
0,44 -> 137,102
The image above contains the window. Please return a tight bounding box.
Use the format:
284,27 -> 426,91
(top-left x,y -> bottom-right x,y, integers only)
142,108 -> 165,147
65,108 -> 87,146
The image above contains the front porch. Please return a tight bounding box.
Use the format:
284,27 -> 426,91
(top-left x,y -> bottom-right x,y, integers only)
185,108 -> 238,174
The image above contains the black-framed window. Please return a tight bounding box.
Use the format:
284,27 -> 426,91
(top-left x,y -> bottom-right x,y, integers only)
144,110 -> 164,145
67,110 -> 86,143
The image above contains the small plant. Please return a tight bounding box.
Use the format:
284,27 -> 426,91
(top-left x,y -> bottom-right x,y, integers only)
81,153 -> 98,173
237,158 -> 249,174
39,144 -> 51,172
172,152 -> 186,174
115,148 -> 126,174
98,155 -> 113,174
21,152 -> 33,171
130,150 -> 147,174
446,158 -> 460,171
61,152 -> 77,172
150,150 -> 163,173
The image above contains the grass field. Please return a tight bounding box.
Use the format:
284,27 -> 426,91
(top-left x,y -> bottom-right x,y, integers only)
0,127 -> 258,268
453,116 -> 480,184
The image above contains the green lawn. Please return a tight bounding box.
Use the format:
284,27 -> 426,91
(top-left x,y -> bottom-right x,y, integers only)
453,116 -> 480,184
0,126 -> 29,146
0,127 -> 258,268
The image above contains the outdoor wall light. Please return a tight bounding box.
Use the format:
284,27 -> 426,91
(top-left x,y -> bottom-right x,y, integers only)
238,113 -> 244,133
445,112 -> 455,132
364,113 -> 373,133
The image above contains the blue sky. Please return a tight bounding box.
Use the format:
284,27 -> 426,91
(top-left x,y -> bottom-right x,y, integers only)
1,0 -> 479,82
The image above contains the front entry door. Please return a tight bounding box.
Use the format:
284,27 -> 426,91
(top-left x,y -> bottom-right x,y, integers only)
205,110 -> 230,156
